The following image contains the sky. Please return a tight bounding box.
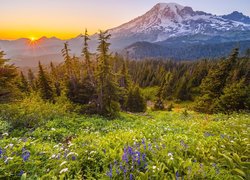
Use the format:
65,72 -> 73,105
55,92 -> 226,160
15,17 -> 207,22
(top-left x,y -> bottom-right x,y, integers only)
1,0 -> 250,40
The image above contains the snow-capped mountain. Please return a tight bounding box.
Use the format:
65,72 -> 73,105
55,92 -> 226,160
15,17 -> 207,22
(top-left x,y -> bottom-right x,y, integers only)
108,3 -> 250,48
222,11 -> 250,24
1,2 -> 250,66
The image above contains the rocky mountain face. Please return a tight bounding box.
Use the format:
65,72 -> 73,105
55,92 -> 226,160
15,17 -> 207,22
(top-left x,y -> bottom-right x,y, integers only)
1,2 -> 250,66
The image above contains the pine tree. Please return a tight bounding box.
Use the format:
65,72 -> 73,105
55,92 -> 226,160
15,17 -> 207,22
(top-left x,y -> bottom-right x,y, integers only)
50,62 -> 61,96
0,50 -> 18,102
119,58 -> 131,110
37,62 -> 54,101
154,74 -> 166,110
216,79 -> 250,113
126,86 -> 147,112
82,29 -> 94,82
195,48 -> 239,113
18,71 -> 30,94
27,69 -> 36,90
96,31 -> 120,117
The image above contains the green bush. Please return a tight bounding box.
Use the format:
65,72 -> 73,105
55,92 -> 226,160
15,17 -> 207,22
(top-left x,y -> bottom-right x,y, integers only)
126,86 -> 147,112
0,93 -> 73,129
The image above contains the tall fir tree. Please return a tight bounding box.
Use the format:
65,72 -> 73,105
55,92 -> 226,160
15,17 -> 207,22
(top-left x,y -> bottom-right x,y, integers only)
38,61 -> 54,101
154,74 -> 166,110
96,31 -> 120,117
195,48 -> 239,113
119,58 -> 131,110
0,50 -> 19,102
18,71 -> 30,94
27,69 -> 36,91
126,86 -> 147,112
50,62 -> 61,96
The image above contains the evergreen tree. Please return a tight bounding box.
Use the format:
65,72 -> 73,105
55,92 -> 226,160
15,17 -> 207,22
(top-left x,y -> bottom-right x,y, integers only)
82,29 -> 94,82
18,71 -> 30,94
0,50 -> 18,102
37,62 -> 54,101
119,58 -> 131,110
195,48 -> 239,113
154,74 -> 166,110
96,31 -> 120,117
216,79 -> 250,113
27,69 -> 36,90
175,76 -> 191,101
50,62 -> 61,96
126,86 -> 147,112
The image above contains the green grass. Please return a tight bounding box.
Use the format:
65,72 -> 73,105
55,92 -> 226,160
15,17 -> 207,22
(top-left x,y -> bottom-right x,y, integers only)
0,105 -> 249,179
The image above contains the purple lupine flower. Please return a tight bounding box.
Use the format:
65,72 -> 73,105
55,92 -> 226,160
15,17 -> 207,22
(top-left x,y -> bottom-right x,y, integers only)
0,148 -> 2,157
142,153 -> 146,161
72,155 -> 76,161
116,167 -> 120,175
176,171 -> 179,179
142,138 -> 145,145
103,149 -> 106,154
130,174 -> 133,180
127,146 -> 133,155
22,151 -> 30,162
106,164 -> 112,179
19,170 -> 24,176
123,167 -> 127,175
148,143 -> 152,151
119,163 -> 123,171
122,152 -> 128,163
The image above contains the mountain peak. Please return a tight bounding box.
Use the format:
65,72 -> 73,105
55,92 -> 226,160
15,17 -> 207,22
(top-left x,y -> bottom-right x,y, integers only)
154,2 -> 184,10
222,11 -> 250,24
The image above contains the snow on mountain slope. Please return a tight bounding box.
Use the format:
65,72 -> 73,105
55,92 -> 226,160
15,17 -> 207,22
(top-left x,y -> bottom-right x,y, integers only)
108,3 -> 250,43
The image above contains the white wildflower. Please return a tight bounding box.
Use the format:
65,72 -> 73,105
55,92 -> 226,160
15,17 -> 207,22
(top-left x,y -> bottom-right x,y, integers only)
152,166 -> 157,170
51,128 -> 56,131
66,152 -> 78,157
60,161 -> 67,166
4,157 -> 13,163
50,154 -> 56,159
168,153 -> 173,157
60,168 -> 68,174
53,145 -> 59,149
89,151 -> 96,155
4,143 -> 14,149
2,132 -> 8,136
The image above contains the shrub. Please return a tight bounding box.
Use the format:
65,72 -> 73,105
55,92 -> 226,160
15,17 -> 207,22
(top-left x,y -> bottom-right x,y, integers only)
126,86 -> 147,112
0,93 -> 73,129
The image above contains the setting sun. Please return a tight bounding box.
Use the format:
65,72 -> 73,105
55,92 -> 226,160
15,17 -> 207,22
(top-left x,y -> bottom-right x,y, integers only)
30,37 -> 36,41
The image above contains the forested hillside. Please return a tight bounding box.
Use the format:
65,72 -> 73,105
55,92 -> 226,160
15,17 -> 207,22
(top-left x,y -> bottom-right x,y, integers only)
0,30 -> 249,179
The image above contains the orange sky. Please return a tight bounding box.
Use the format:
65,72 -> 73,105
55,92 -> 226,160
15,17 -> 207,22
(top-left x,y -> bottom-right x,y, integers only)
1,0 -> 249,40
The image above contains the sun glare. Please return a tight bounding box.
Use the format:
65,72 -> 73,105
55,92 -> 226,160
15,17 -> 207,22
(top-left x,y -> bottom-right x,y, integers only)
30,37 -> 36,41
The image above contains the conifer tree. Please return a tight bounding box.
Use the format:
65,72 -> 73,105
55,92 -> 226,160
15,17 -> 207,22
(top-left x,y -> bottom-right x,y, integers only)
27,69 -> 36,90
216,79 -> 250,113
96,31 -> 120,117
18,71 -> 30,93
126,86 -> 147,112
50,62 -> 61,96
154,74 -> 166,110
0,50 -> 18,102
82,29 -> 94,82
119,59 -> 131,110
38,61 -> 54,101
195,48 -> 239,113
